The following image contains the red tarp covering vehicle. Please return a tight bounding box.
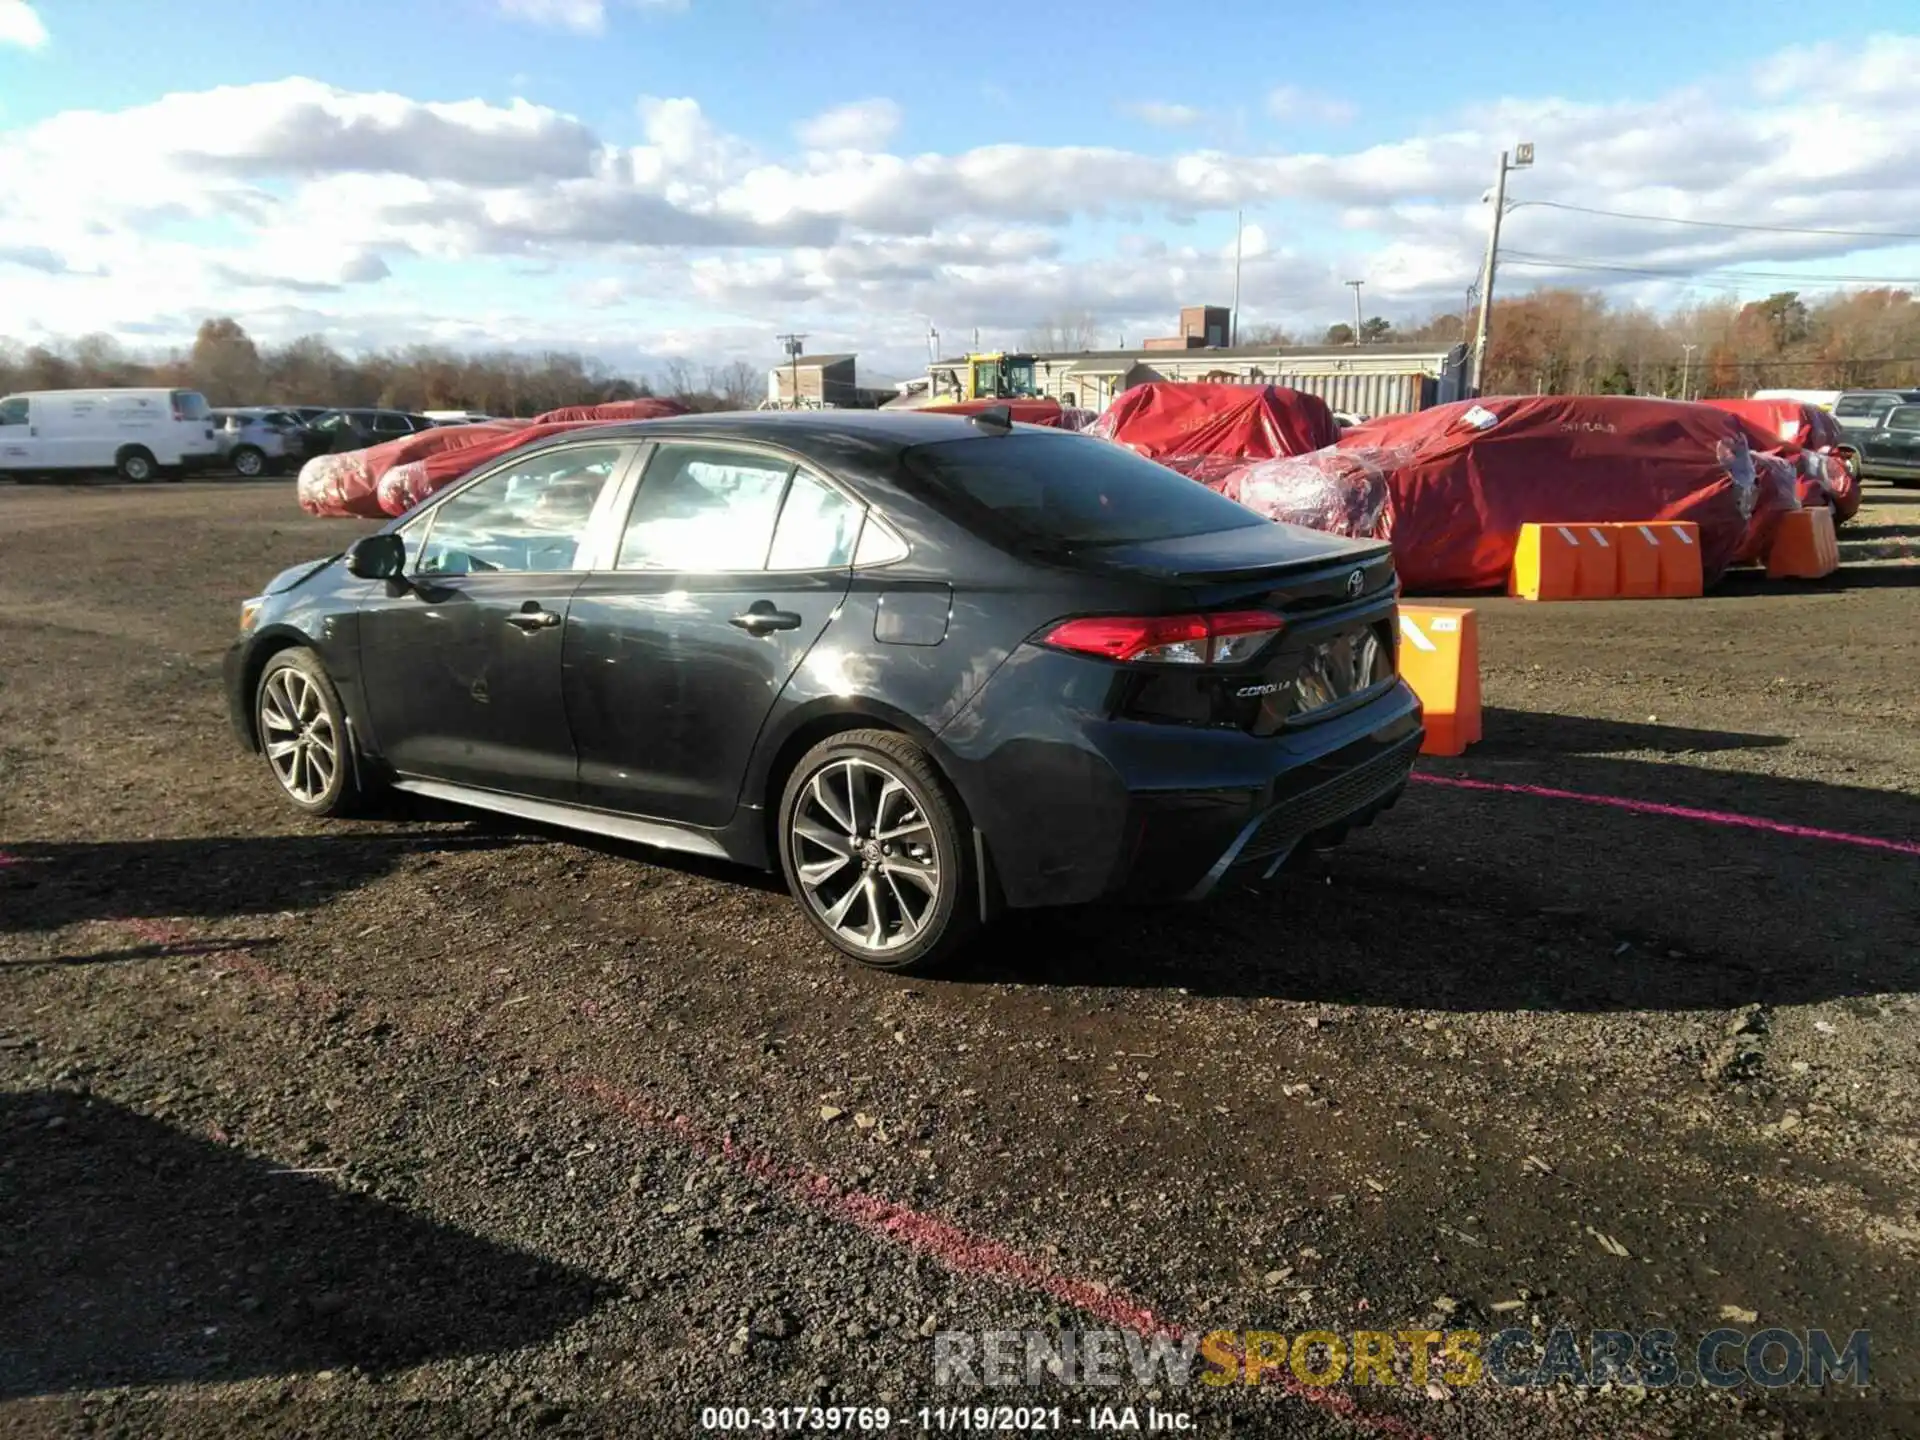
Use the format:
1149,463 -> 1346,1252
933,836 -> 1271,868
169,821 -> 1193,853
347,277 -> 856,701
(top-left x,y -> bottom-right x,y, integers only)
1700,397 -> 1843,452
1086,382 -> 1339,483
1210,396 -> 1787,592
1701,398 -> 1859,522
914,398 -> 1095,430
296,398 -> 689,518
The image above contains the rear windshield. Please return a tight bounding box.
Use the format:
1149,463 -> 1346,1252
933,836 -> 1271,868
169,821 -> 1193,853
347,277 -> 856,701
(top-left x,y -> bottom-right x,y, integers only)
1836,395 -> 1893,418
1889,406 -> 1920,433
899,433 -> 1266,550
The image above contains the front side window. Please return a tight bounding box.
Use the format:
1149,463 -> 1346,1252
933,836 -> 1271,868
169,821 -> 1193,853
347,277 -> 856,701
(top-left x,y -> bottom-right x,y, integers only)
373,412 -> 410,434
0,398 -> 27,426
417,443 -> 628,575
616,445 -> 793,571
170,390 -> 210,420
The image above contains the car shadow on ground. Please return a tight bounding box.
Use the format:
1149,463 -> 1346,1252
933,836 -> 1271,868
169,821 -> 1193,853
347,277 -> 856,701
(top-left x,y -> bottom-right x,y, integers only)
953,710 -> 1920,1012
0,1089 -> 616,1399
0,829 -> 519,935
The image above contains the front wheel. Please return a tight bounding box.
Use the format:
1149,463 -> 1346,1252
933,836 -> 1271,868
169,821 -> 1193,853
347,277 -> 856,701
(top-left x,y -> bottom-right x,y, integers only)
115,446 -> 156,483
254,649 -> 372,816
778,730 -> 978,971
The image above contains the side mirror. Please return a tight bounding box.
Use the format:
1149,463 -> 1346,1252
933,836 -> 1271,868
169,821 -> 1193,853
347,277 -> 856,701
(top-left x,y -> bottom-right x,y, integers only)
344,532 -> 407,580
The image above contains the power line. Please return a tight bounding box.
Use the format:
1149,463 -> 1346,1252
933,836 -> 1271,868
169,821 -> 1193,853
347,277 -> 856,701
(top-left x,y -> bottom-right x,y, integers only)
1500,251 -> 1920,286
1512,200 -> 1920,243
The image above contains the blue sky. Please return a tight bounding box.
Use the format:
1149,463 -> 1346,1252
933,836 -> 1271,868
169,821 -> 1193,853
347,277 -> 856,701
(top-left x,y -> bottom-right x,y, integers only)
3,0 -> 1919,376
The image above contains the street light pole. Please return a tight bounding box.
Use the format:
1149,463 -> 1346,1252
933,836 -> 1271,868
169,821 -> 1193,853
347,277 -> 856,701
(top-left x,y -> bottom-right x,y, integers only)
1345,279 -> 1364,346
1471,142 -> 1532,397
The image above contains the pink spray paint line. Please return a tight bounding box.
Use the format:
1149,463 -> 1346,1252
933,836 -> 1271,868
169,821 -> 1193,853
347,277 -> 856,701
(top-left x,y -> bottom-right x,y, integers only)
1413,772 -> 1920,858
566,1075 -> 1434,1440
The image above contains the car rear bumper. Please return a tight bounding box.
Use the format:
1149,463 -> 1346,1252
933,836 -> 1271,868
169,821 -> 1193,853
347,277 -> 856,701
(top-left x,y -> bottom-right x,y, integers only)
944,668 -> 1423,909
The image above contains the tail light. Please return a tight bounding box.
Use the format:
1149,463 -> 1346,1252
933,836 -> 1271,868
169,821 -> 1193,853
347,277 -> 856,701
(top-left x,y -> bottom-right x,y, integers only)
1039,610 -> 1283,665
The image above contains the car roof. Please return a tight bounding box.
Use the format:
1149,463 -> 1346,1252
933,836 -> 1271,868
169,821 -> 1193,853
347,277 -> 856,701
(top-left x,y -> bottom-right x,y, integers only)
553,408 -> 1074,468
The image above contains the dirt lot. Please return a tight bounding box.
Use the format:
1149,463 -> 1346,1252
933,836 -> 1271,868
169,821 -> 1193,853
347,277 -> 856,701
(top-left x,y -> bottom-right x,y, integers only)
2,478 -> 1917,1439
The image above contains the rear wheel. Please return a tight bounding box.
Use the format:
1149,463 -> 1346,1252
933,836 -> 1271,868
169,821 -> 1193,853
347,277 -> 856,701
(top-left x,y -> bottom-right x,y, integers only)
115,446 -> 156,483
254,649 -> 372,817
232,445 -> 266,478
778,729 -> 978,971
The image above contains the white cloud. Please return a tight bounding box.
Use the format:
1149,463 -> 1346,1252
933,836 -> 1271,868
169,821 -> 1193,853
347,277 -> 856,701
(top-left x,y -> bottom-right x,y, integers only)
4,36 -> 1920,378
0,0 -> 47,49
795,99 -> 902,151
1123,101 -> 1204,128
1267,86 -> 1358,125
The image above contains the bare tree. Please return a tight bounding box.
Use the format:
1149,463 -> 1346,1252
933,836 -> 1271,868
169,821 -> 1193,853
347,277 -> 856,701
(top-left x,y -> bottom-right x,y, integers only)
709,360 -> 761,410
1021,310 -> 1103,353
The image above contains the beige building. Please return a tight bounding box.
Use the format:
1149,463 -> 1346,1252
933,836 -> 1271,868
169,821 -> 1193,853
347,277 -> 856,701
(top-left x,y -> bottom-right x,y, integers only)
918,339 -> 1473,418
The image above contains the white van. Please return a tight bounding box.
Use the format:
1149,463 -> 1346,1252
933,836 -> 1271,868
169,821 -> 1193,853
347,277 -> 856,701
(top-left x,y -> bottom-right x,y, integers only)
0,388 -> 221,482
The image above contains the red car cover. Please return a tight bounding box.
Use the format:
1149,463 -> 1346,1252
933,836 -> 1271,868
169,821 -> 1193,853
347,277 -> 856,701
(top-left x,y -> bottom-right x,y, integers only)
1701,397 -> 1843,452
529,399 -> 689,424
296,399 -> 690,518
1087,382 -> 1338,483
1221,395 -> 1774,592
915,398 -> 1094,430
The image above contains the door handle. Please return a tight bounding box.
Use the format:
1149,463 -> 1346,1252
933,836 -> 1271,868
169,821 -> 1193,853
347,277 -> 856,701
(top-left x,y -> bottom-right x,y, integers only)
730,602 -> 803,635
506,605 -> 562,632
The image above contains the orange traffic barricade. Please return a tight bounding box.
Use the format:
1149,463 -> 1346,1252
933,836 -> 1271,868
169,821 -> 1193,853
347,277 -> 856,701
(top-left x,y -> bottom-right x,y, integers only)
1397,605 -> 1481,757
1639,521 -> 1703,596
1510,524 -> 1617,600
1767,507 -> 1840,579
1610,524 -> 1661,598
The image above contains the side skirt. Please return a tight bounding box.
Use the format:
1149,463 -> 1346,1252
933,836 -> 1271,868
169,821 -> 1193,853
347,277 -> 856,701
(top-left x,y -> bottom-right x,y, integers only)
390,777 -> 732,861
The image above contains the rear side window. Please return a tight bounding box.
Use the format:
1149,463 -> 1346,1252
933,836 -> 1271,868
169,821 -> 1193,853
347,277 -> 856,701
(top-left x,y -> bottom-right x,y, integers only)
768,471 -> 862,570
373,412 -> 410,434
900,433 -> 1267,549
617,445 -> 793,571
171,390 -> 210,420
1888,406 -> 1920,433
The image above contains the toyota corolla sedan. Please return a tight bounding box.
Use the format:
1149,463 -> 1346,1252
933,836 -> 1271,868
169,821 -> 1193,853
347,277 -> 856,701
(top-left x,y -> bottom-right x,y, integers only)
225,410 -> 1423,970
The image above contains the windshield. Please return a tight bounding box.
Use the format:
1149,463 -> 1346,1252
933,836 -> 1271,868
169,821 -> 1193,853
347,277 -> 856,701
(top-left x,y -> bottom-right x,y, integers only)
899,432 -> 1267,550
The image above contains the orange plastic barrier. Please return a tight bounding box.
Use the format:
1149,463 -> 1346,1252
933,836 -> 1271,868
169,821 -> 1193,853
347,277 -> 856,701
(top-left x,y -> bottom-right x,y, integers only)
1397,605 -> 1481,757
1636,521 -> 1703,597
1611,524 -> 1661,598
1510,524 -> 1618,600
1766,507 -> 1840,579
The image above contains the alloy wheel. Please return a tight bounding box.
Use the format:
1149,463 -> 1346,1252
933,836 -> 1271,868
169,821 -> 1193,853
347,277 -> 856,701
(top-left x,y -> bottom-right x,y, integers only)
259,667 -> 338,804
789,757 -> 941,953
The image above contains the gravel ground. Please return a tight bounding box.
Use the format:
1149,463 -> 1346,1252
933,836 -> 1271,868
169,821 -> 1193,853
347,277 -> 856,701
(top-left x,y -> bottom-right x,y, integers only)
2,478 -> 1917,1439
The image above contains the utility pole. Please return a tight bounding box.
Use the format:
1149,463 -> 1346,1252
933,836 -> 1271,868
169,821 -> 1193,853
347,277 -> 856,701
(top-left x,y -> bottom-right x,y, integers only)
1471,142 -> 1532,396
1680,342 -> 1698,402
927,325 -> 939,367
1231,210 -> 1243,347
1344,280 -> 1364,346
778,332 -> 807,409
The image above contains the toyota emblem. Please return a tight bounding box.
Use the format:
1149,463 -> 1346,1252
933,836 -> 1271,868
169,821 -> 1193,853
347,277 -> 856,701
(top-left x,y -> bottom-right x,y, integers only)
1346,569 -> 1366,598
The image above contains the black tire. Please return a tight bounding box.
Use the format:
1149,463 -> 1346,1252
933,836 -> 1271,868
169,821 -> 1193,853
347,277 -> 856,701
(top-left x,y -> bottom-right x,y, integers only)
253,648 -> 374,817
232,445 -> 266,478
777,728 -> 979,972
115,446 -> 157,483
